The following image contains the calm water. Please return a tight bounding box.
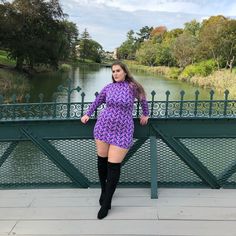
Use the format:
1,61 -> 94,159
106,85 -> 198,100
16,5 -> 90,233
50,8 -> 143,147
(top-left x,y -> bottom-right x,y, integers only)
30,64 -> 223,103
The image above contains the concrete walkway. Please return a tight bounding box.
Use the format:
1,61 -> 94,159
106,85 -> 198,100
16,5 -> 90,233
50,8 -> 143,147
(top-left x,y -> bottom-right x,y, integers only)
1,188 -> 236,235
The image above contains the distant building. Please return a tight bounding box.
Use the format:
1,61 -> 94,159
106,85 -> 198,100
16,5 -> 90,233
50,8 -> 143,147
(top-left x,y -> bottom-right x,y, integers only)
113,48 -> 118,60
75,45 -> 80,57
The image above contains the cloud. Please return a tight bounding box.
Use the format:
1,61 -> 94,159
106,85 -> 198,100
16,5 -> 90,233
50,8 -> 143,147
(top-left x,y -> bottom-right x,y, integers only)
64,0 -> 232,15
60,0 -> 236,51
104,0 -> 203,13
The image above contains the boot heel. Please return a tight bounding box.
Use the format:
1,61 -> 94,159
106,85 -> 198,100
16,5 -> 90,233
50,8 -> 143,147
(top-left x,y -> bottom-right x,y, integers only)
99,196 -> 111,209
97,206 -> 110,219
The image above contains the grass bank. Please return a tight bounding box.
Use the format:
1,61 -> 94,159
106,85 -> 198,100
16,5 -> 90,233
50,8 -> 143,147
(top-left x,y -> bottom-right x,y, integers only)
0,68 -> 30,103
124,60 -> 172,75
0,50 -> 30,102
125,60 -> 236,99
0,50 -> 15,66
188,69 -> 236,99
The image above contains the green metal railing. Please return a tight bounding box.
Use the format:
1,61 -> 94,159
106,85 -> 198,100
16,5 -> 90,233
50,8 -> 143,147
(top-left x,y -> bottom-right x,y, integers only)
0,82 -> 235,121
1,82 -> 236,199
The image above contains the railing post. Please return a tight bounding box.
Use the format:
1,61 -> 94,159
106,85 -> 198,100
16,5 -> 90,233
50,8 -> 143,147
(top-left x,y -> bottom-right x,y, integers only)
57,80 -> 81,119
151,90 -> 156,118
94,92 -> 99,117
194,90 -> 199,117
0,95 -> 3,120
67,79 -> 71,118
12,94 -> 16,120
25,94 -> 30,119
136,101 -> 140,117
180,90 -> 185,117
39,93 -> 44,118
224,90 -> 229,117
165,90 -> 170,118
52,93 -> 57,118
209,90 -> 214,117
81,92 -> 85,116
150,125 -> 158,199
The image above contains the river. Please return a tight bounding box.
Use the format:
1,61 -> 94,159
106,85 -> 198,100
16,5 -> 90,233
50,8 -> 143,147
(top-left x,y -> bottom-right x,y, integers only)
29,64 -> 223,103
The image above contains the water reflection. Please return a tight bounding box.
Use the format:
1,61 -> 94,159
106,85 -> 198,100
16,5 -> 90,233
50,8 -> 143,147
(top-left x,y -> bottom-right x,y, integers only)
29,65 -> 224,103
29,71 -> 69,102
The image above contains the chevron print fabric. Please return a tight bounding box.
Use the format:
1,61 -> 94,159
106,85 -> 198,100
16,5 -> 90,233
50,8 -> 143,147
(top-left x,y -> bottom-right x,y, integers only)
86,81 -> 149,149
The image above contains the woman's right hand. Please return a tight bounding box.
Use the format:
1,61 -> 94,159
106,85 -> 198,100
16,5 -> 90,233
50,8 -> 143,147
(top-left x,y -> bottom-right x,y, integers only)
81,114 -> 90,124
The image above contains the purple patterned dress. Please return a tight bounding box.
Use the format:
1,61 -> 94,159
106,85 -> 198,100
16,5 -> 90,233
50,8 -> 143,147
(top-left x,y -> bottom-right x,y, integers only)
86,81 -> 149,149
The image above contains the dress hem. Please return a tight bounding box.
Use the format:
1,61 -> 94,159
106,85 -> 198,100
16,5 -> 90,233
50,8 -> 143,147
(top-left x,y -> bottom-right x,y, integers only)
94,137 -> 132,150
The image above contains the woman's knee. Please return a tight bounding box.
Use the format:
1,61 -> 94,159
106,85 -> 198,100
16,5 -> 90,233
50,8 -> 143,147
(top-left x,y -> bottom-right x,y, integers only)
96,140 -> 109,157
108,145 -> 128,163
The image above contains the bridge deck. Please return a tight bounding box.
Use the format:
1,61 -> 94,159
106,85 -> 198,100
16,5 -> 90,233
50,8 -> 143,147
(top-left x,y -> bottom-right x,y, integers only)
1,188 -> 236,235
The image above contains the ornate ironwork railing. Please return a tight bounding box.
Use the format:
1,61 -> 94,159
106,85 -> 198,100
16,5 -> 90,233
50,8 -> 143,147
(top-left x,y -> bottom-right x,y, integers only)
0,82 -> 235,121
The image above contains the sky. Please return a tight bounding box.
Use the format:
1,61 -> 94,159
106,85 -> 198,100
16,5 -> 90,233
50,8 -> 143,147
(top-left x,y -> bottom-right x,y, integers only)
60,0 -> 236,51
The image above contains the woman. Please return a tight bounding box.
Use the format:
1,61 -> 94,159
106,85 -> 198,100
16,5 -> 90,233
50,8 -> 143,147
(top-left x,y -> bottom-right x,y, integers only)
81,61 -> 149,219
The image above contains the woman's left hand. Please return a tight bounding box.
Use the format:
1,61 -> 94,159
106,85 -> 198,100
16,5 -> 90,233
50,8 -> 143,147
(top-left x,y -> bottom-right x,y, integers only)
140,115 -> 149,126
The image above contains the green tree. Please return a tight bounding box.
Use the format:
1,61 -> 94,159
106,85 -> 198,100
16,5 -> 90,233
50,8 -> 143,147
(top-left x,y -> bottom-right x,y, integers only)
79,28 -> 91,61
197,15 -> 228,69
0,0 -> 77,70
222,19 -> 236,72
136,41 -> 158,66
136,26 -> 153,43
117,30 -> 137,59
163,28 -> 184,45
155,42 -> 175,66
78,29 -> 103,63
172,33 -> 198,68
184,19 -> 201,37
60,20 -> 79,61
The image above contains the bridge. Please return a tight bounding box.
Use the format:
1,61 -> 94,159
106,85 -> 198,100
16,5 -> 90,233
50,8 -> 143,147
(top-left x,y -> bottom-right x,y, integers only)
1,82 -> 236,234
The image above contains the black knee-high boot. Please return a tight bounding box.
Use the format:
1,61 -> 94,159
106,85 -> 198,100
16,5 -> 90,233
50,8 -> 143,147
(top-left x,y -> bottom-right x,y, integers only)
97,162 -> 121,219
97,155 -> 108,206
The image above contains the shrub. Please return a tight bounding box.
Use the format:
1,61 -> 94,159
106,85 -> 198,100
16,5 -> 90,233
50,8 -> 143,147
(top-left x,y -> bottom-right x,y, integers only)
0,68 -> 30,102
166,67 -> 182,79
59,64 -> 72,72
180,59 -> 217,80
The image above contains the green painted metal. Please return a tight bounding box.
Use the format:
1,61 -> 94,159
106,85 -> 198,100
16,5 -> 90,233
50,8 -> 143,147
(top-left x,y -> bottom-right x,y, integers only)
1,98 -> 236,120
218,161 -> 236,186
149,119 -> 236,138
0,82 -> 236,197
20,127 -> 90,188
152,124 -> 220,189
179,90 -> 185,117
150,129 -> 158,199
0,141 -> 18,167
122,138 -> 148,167
0,118 -> 235,195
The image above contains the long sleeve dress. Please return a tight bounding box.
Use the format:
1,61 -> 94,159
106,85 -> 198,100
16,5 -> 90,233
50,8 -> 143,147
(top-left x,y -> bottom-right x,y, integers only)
86,80 -> 149,149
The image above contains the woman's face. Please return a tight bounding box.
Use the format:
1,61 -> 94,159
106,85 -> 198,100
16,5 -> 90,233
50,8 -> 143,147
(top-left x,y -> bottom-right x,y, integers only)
112,65 -> 126,82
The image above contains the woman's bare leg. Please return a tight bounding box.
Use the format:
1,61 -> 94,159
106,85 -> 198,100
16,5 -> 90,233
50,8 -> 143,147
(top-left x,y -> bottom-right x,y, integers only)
108,144 -> 129,163
95,139 -> 110,157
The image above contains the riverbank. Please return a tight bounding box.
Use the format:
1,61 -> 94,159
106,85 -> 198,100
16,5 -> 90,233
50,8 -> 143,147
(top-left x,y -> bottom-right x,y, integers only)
125,60 -> 236,99
0,67 -> 30,102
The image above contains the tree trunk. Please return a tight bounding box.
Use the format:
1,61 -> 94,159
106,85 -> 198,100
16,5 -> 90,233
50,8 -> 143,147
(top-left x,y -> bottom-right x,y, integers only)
229,56 -> 235,73
29,59 -> 34,71
15,56 -> 24,71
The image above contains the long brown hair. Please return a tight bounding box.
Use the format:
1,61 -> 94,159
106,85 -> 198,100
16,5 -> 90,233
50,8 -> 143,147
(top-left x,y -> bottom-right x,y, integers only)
111,61 -> 146,100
